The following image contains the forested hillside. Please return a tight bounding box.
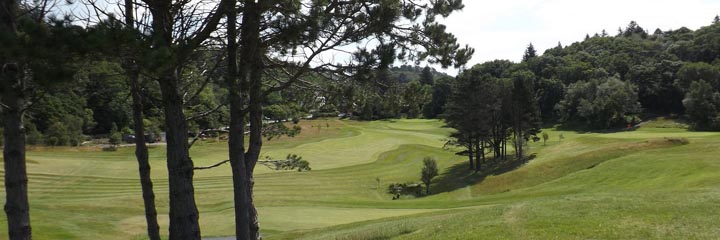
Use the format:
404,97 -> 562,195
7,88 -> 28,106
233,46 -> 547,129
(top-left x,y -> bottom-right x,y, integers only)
446,19 -> 720,131
14,19 -> 720,148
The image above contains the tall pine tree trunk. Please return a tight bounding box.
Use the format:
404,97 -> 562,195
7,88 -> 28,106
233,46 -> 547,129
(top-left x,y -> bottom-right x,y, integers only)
158,72 -> 201,240
146,1 -> 202,237
245,42 -> 264,240
1,66 -> 32,240
474,139 -> 481,172
238,2 -> 263,238
226,2 -> 252,238
124,1 -> 160,238
1,3 -> 31,238
480,140 -> 485,166
128,70 -> 161,240
467,136 -> 474,170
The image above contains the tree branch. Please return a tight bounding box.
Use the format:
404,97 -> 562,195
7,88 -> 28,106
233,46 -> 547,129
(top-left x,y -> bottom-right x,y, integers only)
193,159 -> 230,170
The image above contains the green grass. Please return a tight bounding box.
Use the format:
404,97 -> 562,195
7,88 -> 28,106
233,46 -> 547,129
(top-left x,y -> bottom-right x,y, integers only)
1,118 -> 719,239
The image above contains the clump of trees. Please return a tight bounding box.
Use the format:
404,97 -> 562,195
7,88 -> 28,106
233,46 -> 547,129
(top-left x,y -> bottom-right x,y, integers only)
443,60 -> 541,172
683,80 -> 720,130
555,77 -> 641,128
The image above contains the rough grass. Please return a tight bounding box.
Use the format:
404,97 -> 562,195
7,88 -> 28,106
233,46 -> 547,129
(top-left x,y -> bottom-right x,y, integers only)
1,118 -> 719,239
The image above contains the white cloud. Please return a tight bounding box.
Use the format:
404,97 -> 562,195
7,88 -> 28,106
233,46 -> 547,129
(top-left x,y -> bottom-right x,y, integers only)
437,0 -> 720,75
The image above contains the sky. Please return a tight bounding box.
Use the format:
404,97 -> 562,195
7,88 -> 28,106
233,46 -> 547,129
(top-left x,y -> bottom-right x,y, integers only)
435,0 -> 720,75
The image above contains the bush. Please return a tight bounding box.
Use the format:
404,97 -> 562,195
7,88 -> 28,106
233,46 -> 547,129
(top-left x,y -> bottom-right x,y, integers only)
387,182 -> 423,198
108,124 -> 122,145
664,137 -> 689,145
45,122 -> 70,146
102,145 -> 118,152
45,116 -> 85,146
26,130 -> 44,146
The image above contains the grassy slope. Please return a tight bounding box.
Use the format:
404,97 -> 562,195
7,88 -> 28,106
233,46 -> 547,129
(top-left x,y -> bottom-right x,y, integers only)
1,119 -> 719,239
272,125 -> 720,240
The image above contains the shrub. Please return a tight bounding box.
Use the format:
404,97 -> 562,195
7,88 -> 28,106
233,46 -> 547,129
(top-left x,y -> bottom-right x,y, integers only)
108,124 -> 122,145
102,145 -> 118,152
45,116 -> 85,146
664,137 -> 689,145
387,182 -> 423,197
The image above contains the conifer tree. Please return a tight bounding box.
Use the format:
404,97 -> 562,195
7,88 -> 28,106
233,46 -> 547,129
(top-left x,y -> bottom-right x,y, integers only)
420,66 -> 435,85
522,43 -> 537,62
1,1 -> 86,238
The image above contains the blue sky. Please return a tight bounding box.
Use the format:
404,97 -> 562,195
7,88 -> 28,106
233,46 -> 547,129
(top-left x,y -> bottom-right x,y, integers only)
436,0 -> 720,75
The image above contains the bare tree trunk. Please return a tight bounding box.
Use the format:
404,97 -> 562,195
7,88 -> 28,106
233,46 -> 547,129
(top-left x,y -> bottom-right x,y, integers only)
226,2 -> 251,238
159,72 -> 201,240
144,0 -> 203,237
245,48 -> 263,240
239,2 -> 263,239
474,138 -> 481,172
1,66 -> 32,240
124,1 -> 160,238
480,140 -> 485,166
128,70 -> 161,240
467,138 -> 474,170
502,138 -> 507,160
1,3 -> 31,238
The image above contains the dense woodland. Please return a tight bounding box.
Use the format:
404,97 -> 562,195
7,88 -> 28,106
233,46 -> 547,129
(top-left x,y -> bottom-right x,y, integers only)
1,0 -> 720,238
441,18 -> 720,174
8,19 -> 720,149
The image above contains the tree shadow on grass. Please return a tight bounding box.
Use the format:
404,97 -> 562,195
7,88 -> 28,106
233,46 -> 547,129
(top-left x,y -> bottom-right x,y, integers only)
431,154 -> 535,195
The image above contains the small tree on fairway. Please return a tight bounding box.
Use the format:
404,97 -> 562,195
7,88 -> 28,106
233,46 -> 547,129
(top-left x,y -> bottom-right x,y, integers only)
542,132 -> 549,145
421,157 -> 439,195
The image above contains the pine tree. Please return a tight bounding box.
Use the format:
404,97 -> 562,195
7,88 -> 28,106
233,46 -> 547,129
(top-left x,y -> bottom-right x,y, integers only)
223,1 -> 474,239
522,43 -> 537,62
420,66 -> 434,85
714,15 -> 720,24
138,0 -> 233,237
1,1 -> 87,238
